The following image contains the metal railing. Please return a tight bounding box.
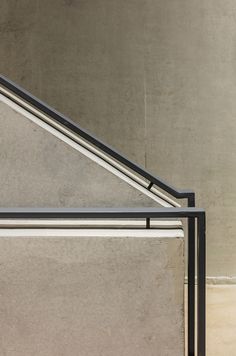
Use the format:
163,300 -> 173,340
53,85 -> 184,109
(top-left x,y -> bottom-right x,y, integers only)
0,75 -> 205,356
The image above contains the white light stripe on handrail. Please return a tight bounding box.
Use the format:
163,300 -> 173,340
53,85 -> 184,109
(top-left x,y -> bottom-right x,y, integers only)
0,218 -> 182,228
0,87 -> 181,207
1,94 -> 172,207
0,228 -> 184,238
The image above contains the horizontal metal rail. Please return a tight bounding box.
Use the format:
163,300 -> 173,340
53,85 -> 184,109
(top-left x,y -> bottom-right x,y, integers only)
0,207 -> 203,218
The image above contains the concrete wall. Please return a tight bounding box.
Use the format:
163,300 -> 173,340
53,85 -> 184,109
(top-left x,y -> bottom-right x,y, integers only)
0,229 -> 184,356
0,0 -> 236,277
0,97 -> 158,208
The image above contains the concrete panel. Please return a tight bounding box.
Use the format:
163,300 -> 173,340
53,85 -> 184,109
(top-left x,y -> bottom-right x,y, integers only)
0,229 -> 184,356
144,0 -> 236,277
0,0 -> 146,164
0,98 -> 157,208
206,285 -> 236,356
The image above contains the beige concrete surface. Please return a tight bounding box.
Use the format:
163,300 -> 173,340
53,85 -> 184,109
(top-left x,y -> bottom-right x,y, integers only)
0,229 -> 184,356
0,0 -> 236,277
184,285 -> 236,355
207,285 -> 236,356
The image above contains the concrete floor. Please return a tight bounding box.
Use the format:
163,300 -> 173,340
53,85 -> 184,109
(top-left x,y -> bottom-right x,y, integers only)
207,285 -> 236,356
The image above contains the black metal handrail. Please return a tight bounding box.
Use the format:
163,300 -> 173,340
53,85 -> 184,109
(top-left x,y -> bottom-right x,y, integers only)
0,75 -> 203,356
0,207 -> 202,218
0,75 -> 193,200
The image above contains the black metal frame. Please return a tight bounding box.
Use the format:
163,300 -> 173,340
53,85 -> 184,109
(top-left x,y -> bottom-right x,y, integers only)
0,207 -> 205,356
0,75 -> 205,356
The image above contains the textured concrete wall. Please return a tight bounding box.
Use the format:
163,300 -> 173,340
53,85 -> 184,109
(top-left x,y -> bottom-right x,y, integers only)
0,229 -> 184,356
144,1 -> 236,280
0,0 -> 146,164
0,98 -> 157,208
0,0 -> 236,277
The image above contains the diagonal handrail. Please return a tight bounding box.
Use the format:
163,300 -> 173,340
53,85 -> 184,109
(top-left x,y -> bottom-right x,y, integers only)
0,75 -> 194,201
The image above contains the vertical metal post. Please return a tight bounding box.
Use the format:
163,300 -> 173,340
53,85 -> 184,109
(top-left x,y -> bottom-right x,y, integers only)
197,213 -> 206,356
188,194 -> 196,356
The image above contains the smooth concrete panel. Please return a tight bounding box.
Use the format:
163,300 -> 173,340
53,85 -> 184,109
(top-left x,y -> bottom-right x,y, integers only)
0,0 -> 146,164
206,285 -> 236,356
0,229 -> 184,356
184,284 -> 236,356
144,0 -> 236,277
0,99 -> 157,208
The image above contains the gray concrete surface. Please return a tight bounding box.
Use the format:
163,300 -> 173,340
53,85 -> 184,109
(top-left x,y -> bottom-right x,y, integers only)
144,0 -> 236,280
0,229 -> 184,356
0,98 -> 158,208
0,0 -> 236,277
